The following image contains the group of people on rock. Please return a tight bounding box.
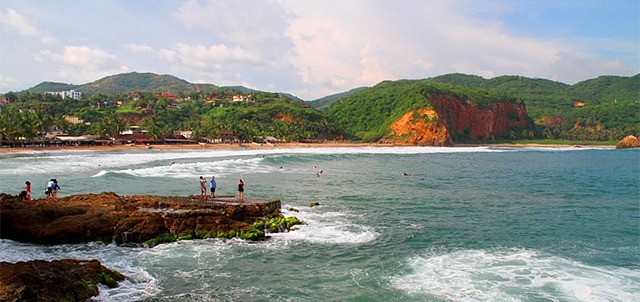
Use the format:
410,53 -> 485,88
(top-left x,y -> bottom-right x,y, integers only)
198,176 -> 244,201
19,179 -> 61,201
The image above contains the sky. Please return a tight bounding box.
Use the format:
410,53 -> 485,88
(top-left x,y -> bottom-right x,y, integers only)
1,0 -> 638,100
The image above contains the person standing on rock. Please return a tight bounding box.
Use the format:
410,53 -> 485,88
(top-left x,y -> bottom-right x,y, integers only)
19,181 -> 31,201
237,179 -> 244,201
209,176 -> 217,198
48,179 -> 61,200
199,176 -> 207,200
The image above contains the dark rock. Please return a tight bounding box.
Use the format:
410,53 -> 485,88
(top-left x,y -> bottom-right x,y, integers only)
0,259 -> 124,302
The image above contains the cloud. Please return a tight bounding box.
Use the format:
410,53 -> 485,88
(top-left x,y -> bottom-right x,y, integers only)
1,8 -> 55,43
0,75 -> 21,91
277,0 -> 637,98
159,43 -> 262,68
124,43 -> 155,54
37,45 -> 128,83
0,1 -> 636,99
172,0 -> 292,54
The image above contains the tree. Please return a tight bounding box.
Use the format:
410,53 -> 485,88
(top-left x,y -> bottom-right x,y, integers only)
96,112 -> 124,137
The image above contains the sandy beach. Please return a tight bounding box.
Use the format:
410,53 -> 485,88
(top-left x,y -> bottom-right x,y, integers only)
0,141 -> 614,154
0,142 -> 376,154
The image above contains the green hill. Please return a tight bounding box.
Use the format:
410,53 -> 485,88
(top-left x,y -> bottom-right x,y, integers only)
7,72 -> 638,144
79,72 -> 214,95
326,74 -> 639,142
22,72 -> 306,101
308,87 -> 368,109
220,86 -> 304,103
27,82 -> 78,93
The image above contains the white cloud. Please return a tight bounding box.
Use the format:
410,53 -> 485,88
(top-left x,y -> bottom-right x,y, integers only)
1,8 -> 55,43
172,0 -> 292,59
124,43 -> 155,54
159,43 -> 262,68
0,75 -> 21,91
37,45 -> 128,83
277,0 -> 637,98
0,1 -> 635,98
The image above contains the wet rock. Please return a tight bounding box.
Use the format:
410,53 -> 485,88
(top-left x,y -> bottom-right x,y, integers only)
0,192 -> 301,246
0,259 -> 124,302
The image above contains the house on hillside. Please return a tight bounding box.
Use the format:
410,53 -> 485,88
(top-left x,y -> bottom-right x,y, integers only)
130,93 -> 141,101
45,90 -> 82,100
154,92 -> 176,100
63,115 -> 85,124
231,95 -> 252,102
572,100 -> 587,107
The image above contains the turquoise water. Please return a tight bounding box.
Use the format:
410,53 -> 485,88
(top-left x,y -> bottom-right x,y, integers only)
1,146 -> 638,301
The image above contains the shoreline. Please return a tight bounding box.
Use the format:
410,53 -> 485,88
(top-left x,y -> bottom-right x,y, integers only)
0,141 -> 615,154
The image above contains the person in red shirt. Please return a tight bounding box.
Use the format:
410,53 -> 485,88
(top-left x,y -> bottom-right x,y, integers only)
20,181 -> 31,201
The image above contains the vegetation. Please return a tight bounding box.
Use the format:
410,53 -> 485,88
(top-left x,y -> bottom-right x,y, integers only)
427,73 -> 640,141
325,73 -> 638,142
1,77 -> 339,142
325,79 -> 519,141
1,72 -> 637,144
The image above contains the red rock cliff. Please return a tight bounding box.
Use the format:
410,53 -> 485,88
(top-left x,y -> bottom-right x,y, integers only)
386,94 -> 532,145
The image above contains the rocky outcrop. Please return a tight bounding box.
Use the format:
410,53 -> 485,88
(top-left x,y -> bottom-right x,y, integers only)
386,94 -> 533,145
616,135 -> 639,149
0,192 -> 300,246
0,259 -> 124,302
388,108 -> 450,146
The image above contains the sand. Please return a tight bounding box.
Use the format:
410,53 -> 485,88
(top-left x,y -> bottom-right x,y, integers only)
0,141 -> 614,154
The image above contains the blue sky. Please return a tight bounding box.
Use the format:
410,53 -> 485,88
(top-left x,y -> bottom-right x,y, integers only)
1,0 -> 638,100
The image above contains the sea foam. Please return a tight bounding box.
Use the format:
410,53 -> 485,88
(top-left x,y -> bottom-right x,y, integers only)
268,206 -> 378,245
391,248 -> 640,301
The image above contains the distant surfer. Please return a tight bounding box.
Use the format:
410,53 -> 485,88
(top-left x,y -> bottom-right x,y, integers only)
402,172 -> 409,176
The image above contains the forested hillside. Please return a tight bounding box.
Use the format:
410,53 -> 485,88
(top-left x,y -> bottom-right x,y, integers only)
427,73 -> 639,141
1,79 -> 338,142
1,72 -> 637,144
325,73 -> 638,142
325,80 -> 522,141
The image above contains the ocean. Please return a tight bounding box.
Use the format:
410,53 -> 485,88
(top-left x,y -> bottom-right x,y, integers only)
0,146 -> 638,301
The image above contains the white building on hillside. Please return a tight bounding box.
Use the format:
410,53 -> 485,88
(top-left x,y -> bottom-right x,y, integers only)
46,89 -> 82,100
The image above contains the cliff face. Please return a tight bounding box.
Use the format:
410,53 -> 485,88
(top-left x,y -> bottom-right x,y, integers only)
387,108 -> 450,146
386,94 -> 532,145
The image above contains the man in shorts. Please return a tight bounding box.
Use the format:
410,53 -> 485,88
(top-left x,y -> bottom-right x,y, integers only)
209,176 -> 217,198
